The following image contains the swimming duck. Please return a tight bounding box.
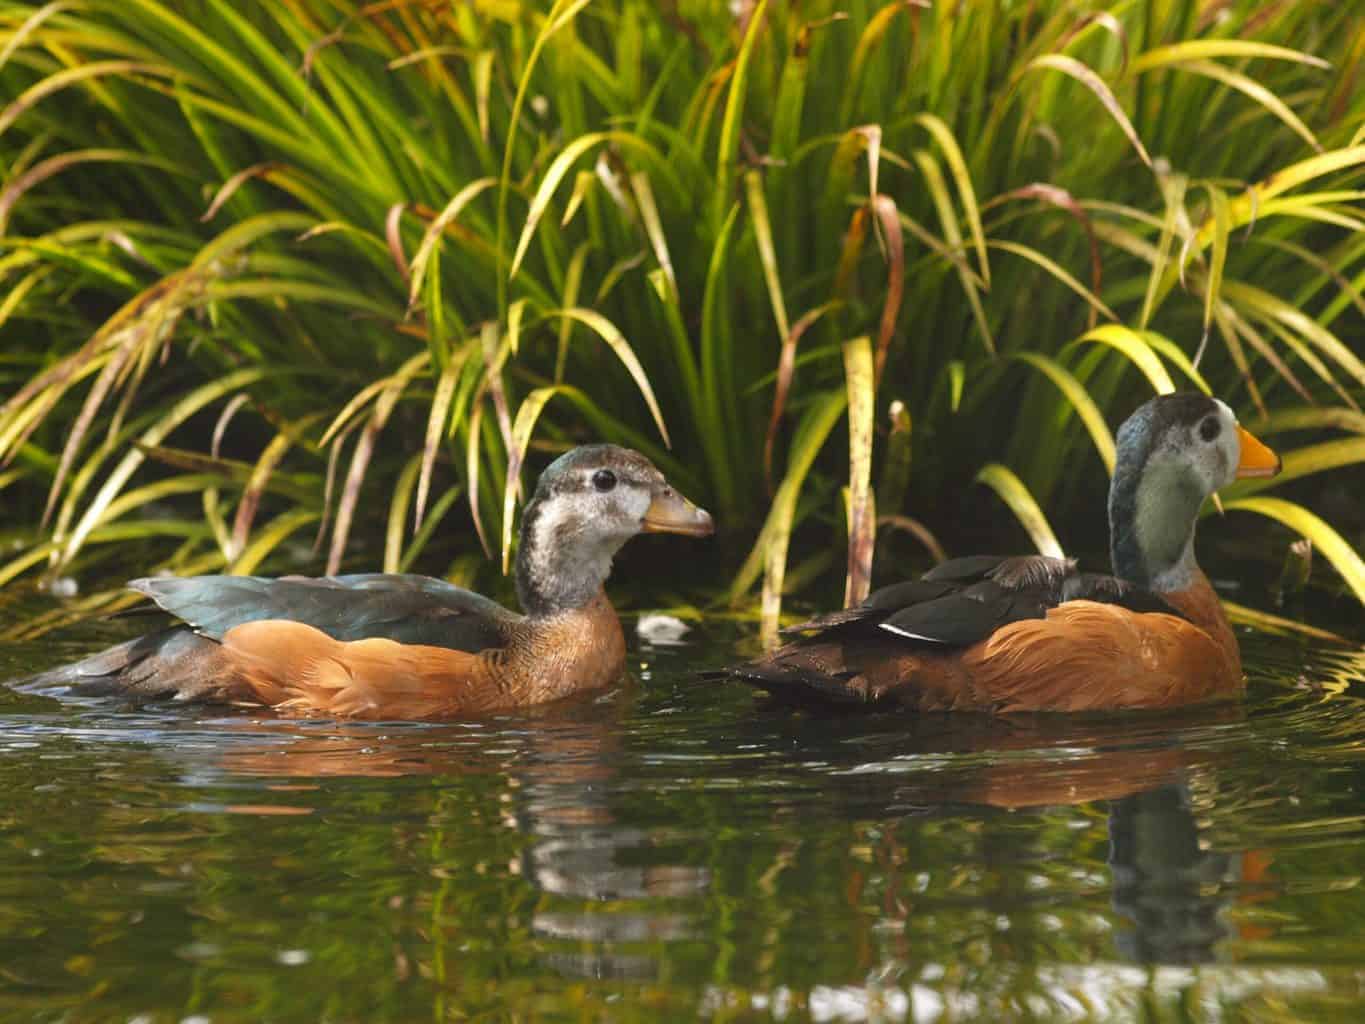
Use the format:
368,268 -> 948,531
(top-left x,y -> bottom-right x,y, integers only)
26,445 -> 713,719
714,393 -> 1281,712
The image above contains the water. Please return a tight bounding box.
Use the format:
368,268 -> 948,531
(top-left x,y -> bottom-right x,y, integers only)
1,609 -> 1364,1022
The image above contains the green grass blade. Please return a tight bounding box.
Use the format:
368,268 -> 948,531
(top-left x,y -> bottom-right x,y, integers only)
1259,407 -> 1365,436
843,336 -> 874,607
712,0 -> 769,230
1065,325 -> 1175,395
546,307 -> 670,447
1202,184 -> 1230,339
1025,54 -> 1152,169
630,170 -> 677,304
988,239 -> 1117,322
1136,331 -> 1212,393
1225,497 -> 1365,605
915,114 -> 990,286
975,463 -> 1065,559
496,0 -> 594,317
408,178 -> 498,311
1138,171 -> 1188,328
756,388 -> 848,643
230,508 -> 319,577
744,169 -> 789,341
1130,40 -> 1331,75
1173,59 -> 1321,153
56,367 -> 268,568
729,388 -> 847,607
913,150 -> 994,354
1012,352 -> 1116,473
1223,280 -> 1365,389
510,131 -> 615,278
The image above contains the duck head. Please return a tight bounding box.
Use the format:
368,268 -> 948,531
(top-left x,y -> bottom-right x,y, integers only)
515,445 -> 714,616
1109,393 -> 1280,593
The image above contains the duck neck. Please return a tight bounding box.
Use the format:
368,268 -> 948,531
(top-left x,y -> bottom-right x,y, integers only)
514,494 -> 621,617
499,588 -> 626,703
1159,567 -> 1241,679
1109,452 -> 1205,593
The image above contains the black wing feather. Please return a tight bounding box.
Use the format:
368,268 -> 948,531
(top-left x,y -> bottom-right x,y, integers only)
879,590 -> 1005,646
921,554 -> 1012,583
785,555 -> 1189,651
782,580 -> 957,636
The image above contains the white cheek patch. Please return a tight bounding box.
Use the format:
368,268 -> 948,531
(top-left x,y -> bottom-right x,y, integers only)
1214,400 -> 1240,489
622,486 -> 651,525
1173,402 -> 1238,494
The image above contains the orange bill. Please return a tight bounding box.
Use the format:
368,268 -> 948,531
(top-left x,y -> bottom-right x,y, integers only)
1236,425 -> 1282,479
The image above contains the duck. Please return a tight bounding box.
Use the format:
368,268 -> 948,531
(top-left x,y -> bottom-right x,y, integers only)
23,445 -> 714,719
713,393 -> 1281,712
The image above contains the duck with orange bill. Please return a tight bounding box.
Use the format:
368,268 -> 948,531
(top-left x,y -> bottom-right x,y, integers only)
712,393 -> 1281,713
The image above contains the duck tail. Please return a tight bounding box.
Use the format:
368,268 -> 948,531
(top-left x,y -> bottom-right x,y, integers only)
702,641 -> 892,707
15,627 -> 233,703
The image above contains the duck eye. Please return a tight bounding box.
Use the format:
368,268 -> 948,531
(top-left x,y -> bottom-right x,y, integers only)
1199,417 -> 1221,443
592,469 -> 617,493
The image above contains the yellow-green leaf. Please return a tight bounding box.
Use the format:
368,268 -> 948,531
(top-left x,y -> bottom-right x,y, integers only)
1066,325 -> 1175,395
1012,352 -> 1116,473
975,463 -> 1065,559
842,336 -> 874,606
546,307 -> 670,447
1225,497 -> 1365,605
1025,54 -> 1152,169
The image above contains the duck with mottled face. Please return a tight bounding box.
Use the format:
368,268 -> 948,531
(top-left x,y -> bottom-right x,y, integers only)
713,393 -> 1281,713
21,445 -> 714,720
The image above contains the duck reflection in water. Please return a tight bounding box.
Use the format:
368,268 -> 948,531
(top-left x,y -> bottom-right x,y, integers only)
211,689 -> 707,982
738,699 -> 1276,968
1108,783 -> 1272,964
208,689 -> 1276,982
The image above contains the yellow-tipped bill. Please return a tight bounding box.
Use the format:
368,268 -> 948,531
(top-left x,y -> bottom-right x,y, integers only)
643,488 -> 715,537
1235,425 -> 1282,479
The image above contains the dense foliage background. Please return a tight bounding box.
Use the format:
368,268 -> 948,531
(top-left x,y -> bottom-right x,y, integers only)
1,0 -> 1362,637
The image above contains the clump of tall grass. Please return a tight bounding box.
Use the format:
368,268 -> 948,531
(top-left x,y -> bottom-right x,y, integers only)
0,0 -> 1362,639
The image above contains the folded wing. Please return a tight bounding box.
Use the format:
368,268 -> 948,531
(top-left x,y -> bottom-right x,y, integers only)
129,573 -> 518,652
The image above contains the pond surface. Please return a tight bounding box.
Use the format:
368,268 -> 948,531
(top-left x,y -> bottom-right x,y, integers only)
2,604 -> 1365,1022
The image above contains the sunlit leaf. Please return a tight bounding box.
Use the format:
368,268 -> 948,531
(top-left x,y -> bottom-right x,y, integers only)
546,307 -> 670,448
1130,40 -> 1331,74
1065,325 -> 1175,395
1024,54 -> 1152,169
1012,352 -> 1116,473
713,0 -> 770,229
1225,497 -> 1365,605
915,114 -> 989,285
408,177 -> 498,310
842,337 -> 874,607
384,454 -> 422,575
57,367 -> 269,568
975,463 -> 1065,559
744,169 -> 789,341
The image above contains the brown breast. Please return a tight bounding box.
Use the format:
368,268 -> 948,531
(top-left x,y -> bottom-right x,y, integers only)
492,588 -> 627,707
